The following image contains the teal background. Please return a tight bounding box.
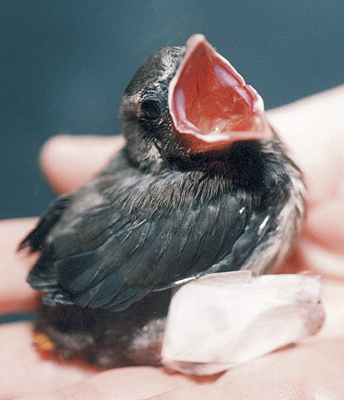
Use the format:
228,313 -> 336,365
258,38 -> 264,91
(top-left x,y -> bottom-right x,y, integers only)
1,1 -> 344,219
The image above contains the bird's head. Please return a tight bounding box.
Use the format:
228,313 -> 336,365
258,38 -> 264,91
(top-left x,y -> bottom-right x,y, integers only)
121,34 -> 273,173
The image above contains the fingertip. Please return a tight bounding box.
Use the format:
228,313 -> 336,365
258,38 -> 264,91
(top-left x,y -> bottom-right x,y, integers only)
0,218 -> 38,314
40,135 -> 126,194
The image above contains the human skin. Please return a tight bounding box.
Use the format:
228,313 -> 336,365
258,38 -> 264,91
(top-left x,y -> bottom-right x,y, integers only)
1,86 -> 344,399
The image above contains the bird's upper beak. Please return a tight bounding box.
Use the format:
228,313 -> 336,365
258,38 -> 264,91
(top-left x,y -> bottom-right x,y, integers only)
168,34 -> 273,153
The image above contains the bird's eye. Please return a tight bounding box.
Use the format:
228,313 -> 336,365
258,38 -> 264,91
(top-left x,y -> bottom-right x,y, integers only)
141,99 -> 161,120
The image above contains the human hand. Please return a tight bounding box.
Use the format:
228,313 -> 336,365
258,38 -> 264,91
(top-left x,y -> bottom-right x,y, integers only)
1,86 -> 344,399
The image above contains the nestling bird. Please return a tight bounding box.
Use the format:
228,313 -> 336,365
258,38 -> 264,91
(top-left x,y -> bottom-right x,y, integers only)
20,34 -> 305,368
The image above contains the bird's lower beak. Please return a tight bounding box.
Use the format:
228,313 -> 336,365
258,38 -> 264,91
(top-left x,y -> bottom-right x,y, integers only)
168,34 -> 273,153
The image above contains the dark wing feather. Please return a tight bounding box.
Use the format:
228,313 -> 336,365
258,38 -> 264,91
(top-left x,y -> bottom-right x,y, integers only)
26,183 -> 250,311
19,194 -> 72,252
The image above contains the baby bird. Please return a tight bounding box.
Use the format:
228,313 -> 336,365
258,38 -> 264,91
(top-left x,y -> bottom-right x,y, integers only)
20,34 -> 305,368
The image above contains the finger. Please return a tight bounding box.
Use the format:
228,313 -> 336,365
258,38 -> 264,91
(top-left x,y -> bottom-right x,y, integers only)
267,85 -> 344,207
144,338 -> 344,400
295,196 -> 344,281
213,337 -> 344,400
319,279 -> 344,339
305,196 -> 344,256
40,135 -> 126,194
0,218 -> 39,314
0,322 -> 95,399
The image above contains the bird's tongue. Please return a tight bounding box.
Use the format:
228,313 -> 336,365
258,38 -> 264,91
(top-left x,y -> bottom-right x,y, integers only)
169,35 -> 272,153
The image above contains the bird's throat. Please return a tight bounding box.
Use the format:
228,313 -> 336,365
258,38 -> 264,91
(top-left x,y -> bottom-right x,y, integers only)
169,34 -> 273,154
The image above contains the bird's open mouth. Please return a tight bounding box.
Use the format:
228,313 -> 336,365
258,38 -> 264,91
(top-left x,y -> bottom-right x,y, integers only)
168,34 -> 273,153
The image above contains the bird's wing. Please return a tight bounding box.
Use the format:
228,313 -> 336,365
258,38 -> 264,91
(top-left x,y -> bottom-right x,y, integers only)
26,186 -> 253,311
19,194 -> 72,252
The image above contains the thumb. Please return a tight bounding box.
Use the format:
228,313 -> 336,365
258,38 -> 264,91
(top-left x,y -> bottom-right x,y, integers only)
39,135 -> 126,194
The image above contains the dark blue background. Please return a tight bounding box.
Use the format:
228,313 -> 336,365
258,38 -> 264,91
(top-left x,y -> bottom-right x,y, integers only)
1,1 -> 343,219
